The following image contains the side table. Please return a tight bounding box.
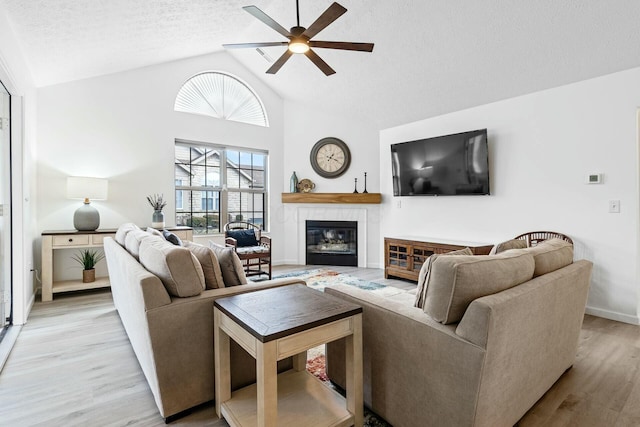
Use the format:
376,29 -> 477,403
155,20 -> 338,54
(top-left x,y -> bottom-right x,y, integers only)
214,284 -> 363,427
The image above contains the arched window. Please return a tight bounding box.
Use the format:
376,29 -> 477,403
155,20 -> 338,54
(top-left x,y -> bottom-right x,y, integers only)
174,71 -> 268,127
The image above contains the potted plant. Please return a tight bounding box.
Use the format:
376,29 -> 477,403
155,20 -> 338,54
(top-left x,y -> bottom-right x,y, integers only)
147,193 -> 167,228
72,249 -> 106,283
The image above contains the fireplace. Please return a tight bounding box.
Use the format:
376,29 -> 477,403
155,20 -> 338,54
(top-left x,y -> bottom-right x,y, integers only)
306,220 -> 358,266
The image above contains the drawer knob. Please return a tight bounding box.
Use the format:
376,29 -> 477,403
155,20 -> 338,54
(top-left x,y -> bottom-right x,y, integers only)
68,238 -> 73,242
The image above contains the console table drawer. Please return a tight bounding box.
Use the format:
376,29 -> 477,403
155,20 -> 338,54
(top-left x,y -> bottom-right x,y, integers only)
53,235 -> 90,246
90,234 -> 115,245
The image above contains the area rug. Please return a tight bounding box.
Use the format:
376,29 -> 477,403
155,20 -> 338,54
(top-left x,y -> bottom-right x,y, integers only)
274,268 -> 404,298
305,350 -> 391,427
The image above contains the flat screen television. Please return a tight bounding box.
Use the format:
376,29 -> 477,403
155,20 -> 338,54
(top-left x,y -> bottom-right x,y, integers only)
391,129 -> 490,196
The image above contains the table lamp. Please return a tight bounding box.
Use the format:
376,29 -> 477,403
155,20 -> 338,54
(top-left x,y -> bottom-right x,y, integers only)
67,176 -> 108,231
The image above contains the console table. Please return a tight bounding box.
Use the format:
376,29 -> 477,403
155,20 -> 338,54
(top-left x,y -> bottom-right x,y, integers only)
214,284 -> 363,427
41,226 -> 193,302
384,236 -> 494,282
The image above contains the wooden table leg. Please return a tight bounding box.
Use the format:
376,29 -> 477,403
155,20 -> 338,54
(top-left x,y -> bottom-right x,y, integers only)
257,340 -> 278,427
214,308 -> 231,418
292,350 -> 307,372
346,314 -> 363,427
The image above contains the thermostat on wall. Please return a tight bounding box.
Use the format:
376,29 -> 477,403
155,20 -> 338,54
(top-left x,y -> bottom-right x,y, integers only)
585,173 -> 603,184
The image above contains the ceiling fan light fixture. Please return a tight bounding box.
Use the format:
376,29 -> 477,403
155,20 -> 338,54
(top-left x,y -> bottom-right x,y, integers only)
288,39 -> 309,54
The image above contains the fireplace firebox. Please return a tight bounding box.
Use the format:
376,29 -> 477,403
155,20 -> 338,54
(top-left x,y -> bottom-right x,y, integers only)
306,220 -> 358,266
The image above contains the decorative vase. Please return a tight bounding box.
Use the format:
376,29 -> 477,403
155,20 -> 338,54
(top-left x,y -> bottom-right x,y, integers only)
83,269 -> 96,283
152,210 -> 165,228
290,171 -> 299,193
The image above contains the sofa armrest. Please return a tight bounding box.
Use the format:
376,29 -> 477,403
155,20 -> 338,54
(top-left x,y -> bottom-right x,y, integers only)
225,237 -> 237,248
325,284 -> 485,427
143,277 -> 305,416
455,260 -> 592,426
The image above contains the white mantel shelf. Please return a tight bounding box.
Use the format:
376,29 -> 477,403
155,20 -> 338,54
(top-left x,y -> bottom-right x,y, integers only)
281,192 -> 382,204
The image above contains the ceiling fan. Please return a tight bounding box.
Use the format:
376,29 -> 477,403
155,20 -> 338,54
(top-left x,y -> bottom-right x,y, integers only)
223,1 -> 374,76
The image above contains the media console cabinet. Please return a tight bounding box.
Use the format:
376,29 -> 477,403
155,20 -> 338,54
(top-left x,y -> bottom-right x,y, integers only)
384,236 -> 494,282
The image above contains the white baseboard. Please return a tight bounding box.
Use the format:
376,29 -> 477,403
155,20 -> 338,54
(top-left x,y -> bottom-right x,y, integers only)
585,306 -> 639,325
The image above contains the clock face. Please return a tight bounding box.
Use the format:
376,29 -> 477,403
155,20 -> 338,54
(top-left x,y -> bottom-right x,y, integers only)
310,138 -> 351,178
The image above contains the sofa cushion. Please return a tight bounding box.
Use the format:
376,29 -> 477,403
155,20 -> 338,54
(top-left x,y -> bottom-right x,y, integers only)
146,226 -> 164,238
124,229 -> 160,259
139,238 -> 205,297
414,247 -> 473,308
488,238 -> 527,255
227,229 -> 259,247
115,222 -> 140,246
209,242 -> 248,286
502,238 -> 573,277
424,251 -> 535,324
184,241 -> 224,289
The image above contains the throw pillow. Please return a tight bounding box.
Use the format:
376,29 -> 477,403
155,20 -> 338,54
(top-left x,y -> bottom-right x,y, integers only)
414,247 -> 473,308
488,238 -> 527,255
124,229 -> 160,260
227,229 -> 259,247
423,251 -> 535,324
209,242 -> 248,286
502,238 -> 573,277
139,237 -> 205,297
162,230 -> 183,246
115,223 -> 140,246
184,241 -> 225,289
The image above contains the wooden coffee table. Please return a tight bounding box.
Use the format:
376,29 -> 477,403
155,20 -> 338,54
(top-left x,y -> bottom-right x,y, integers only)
214,284 -> 363,427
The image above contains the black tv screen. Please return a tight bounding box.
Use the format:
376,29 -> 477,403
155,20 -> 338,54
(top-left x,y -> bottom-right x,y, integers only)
391,129 -> 490,196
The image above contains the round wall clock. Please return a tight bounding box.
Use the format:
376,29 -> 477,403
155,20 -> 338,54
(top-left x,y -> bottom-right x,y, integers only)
310,137 -> 351,178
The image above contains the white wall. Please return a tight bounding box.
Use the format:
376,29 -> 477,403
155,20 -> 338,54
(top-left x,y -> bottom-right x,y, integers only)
36,52 -> 285,281
380,67 -> 640,324
0,6 -> 37,325
279,101 -> 381,267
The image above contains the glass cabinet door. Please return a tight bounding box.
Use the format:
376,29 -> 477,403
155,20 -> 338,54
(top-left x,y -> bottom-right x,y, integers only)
0,82 -> 11,328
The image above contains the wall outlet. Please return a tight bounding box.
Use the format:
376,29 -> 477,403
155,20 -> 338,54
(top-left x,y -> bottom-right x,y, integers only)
609,200 -> 620,213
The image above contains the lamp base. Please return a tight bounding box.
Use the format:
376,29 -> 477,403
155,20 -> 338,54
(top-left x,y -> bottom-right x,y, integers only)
74,202 -> 100,231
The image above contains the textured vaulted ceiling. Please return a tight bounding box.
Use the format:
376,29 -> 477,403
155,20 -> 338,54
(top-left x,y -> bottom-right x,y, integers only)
2,0 -> 640,129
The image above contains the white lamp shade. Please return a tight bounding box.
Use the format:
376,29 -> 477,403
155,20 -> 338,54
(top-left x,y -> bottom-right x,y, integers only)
67,177 -> 108,201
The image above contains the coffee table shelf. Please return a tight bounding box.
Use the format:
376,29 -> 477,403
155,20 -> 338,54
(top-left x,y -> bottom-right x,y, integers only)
222,370 -> 352,427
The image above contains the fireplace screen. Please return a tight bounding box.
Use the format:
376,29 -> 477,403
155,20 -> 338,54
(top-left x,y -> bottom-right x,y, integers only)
306,220 -> 357,266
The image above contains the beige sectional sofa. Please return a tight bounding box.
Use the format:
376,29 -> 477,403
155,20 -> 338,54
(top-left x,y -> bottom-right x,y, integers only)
104,224 -> 305,421
326,239 -> 592,427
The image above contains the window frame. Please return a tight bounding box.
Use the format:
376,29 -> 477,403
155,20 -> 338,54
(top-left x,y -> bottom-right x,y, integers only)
175,139 -> 268,235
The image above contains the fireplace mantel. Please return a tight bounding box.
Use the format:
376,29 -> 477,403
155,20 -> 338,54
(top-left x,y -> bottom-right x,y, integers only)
281,193 -> 382,204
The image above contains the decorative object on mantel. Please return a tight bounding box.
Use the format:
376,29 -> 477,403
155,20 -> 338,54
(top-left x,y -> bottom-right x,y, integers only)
72,249 -> 105,283
67,176 -> 109,231
147,194 -> 167,228
310,137 -> 351,178
290,171 -> 299,193
297,178 -> 315,193
363,172 -> 368,193
353,178 -> 358,193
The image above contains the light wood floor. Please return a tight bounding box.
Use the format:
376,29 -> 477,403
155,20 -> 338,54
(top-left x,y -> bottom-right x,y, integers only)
1,265 -> 639,426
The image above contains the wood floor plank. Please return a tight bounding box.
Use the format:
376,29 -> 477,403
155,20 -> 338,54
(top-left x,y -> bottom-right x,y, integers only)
1,265 -> 639,426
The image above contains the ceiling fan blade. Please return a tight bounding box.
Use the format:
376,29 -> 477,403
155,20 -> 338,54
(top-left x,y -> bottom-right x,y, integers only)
310,41 -> 374,52
223,42 -> 289,49
302,2 -> 347,40
305,49 -> 336,76
243,5 -> 292,39
266,50 -> 294,74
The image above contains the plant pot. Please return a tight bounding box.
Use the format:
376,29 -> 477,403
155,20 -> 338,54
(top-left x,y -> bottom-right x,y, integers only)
152,210 -> 165,228
83,268 -> 96,283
